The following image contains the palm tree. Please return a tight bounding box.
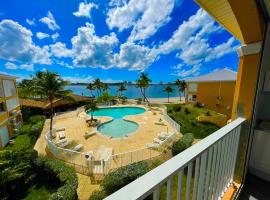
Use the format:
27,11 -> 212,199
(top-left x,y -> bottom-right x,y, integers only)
175,79 -> 187,102
136,73 -> 151,103
164,85 -> 174,103
86,83 -> 95,97
93,78 -> 103,97
85,100 -> 98,121
35,71 -> 72,138
102,83 -> 109,92
117,83 -> 127,97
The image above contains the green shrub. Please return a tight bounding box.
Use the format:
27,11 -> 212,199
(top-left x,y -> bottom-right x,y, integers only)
18,124 -> 32,135
173,104 -> 181,112
184,108 -> 190,114
101,161 -> 149,195
8,135 -> 33,150
172,133 -> 194,156
194,102 -> 204,108
35,157 -> 78,200
89,190 -> 107,200
28,115 -> 46,125
205,111 -> 211,116
149,159 -> 163,170
29,121 -> 44,141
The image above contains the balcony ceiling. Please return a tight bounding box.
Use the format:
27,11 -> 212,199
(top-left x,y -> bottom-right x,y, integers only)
195,0 -> 264,44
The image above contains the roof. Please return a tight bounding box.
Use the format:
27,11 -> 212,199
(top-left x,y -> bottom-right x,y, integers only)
0,73 -> 18,80
20,94 -> 92,110
185,69 -> 237,83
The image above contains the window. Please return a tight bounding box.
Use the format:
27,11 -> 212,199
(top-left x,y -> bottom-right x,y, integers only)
0,102 -> 5,113
3,80 -> 16,97
188,83 -> 198,92
6,98 -> 19,111
0,80 -> 4,97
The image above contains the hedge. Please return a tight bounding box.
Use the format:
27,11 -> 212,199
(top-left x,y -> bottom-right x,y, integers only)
88,190 -> 107,200
101,161 -> 149,195
172,133 -> 194,156
35,157 -> 78,200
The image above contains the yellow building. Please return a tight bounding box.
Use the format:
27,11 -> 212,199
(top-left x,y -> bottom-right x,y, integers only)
0,73 -> 22,147
185,69 -> 236,117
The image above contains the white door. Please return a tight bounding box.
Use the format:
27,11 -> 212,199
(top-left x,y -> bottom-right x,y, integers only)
0,126 -> 9,147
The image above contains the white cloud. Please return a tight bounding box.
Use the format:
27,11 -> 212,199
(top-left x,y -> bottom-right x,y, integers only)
57,61 -> 74,69
50,42 -> 73,58
36,32 -> 49,39
51,32 -> 59,41
39,11 -> 60,30
0,20 -> 51,64
173,65 -> 200,78
4,62 -> 34,71
71,23 -> 118,68
5,62 -> 17,69
115,42 -> 158,70
107,0 -> 176,42
63,75 -> 93,83
26,18 -> 35,26
73,2 -> 97,18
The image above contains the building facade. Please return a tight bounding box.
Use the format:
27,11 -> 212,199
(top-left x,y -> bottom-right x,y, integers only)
0,74 -> 22,147
185,69 -> 236,117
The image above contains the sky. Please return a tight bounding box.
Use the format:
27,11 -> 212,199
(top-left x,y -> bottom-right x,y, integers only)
0,0 -> 240,83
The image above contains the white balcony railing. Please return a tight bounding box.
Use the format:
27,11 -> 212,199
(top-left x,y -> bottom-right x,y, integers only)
105,117 -> 246,200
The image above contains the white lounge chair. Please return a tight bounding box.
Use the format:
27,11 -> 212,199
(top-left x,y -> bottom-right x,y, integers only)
59,139 -> 72,148
158,132 -> 173,140
84,131 -> 96,139
153,138 -> 163,144
54,139 -> 67,145
72,144 -> 84,151
147,143 -> 160,149
55,127 -> 66,132
58,131 -> 66,140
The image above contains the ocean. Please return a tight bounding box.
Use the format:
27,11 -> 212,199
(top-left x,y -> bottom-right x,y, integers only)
66,84 -> 183,99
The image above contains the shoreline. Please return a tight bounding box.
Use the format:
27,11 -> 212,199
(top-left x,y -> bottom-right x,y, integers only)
129,97 -> 185,104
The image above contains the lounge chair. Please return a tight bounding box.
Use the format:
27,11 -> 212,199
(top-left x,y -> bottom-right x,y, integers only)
59,139 -> 72,148
154,122 -> 166,126
84,131 -> 96,139
55,127 -> 66,132
72,144 -> 84,151
158,132 -> 173,140
58,131 -> 66,140
147,143 -> 160,149
54,139 -> 67,145
153,138 -> 163,144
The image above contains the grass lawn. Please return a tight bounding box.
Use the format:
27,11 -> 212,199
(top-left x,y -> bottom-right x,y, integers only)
166,104 -> 219,139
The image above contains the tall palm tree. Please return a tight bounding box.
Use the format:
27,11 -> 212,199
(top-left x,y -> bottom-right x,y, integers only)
164,85 -> 174,103
117,83 -> 127,97
85,100 -> 98,121
102,83 -> 109,92
86,82 -> 95,97
175,79 -> 187,102
35,71 -> 72,138
136,73 -> 151,103
93,78 -> 103,97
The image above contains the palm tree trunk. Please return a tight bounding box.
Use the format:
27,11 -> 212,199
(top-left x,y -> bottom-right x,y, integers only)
50,98 -> 53,139
168,93 -> 170,103
91,112 -> 93,121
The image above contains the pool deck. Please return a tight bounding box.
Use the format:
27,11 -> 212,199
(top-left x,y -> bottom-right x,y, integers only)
52,105 -> 176,155
34,104 -> 180,200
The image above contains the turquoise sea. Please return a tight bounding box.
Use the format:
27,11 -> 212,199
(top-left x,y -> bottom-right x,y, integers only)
66,84 -> 182,99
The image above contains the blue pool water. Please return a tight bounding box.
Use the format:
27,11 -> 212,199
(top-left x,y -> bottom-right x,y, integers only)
87,107 -> 146,138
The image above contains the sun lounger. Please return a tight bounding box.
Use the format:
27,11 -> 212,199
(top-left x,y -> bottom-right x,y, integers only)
158,132 -> 173,140
153,138 -> 163,144
59,139 -> 72,148
55,127 -> 66,132
154,122 -> 166,126
147,143 -> 160,149
54,139 -> 67,145
58,131 -> 66,140
84,131 -> 96,139
72,144 -> 84,151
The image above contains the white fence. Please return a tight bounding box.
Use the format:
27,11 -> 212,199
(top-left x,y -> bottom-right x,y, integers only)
105,117 -> 246,200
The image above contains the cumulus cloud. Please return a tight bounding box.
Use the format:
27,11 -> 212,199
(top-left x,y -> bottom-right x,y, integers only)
5,62 -> 34,71
107,0 -> 176,42
51,32 -> 59,41
73,2 -> 97,18
50,42 -> 73,58
26,18 -> 35,26
39,11 -> 60,30
0,19 -> 51,64
36,32 -> 49,39
71,23 -> 118,68
115,42 -> 158,70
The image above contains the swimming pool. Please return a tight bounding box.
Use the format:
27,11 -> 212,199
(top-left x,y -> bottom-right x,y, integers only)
88,107 -> 146,138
